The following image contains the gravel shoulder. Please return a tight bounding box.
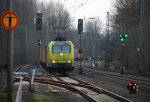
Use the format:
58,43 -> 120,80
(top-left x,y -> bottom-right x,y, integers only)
70,70 -> 150,102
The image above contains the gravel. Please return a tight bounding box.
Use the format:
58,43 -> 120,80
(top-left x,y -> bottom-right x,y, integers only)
12,64 -> 150,102
70,70 -> 150,102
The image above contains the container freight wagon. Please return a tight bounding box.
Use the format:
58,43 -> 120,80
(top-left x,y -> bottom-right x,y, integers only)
40,46 -> 48,68
74,49 -> 80,61
40,41 -> 74,74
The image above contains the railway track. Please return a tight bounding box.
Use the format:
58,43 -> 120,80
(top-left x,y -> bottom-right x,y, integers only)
14,64 -> 32,77
15,64 -> 32,72
14,72 -> 132,102
74,63 -> 150,88
55,76 -> 132,102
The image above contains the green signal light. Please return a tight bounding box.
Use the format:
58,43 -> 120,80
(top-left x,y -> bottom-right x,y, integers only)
121,38 -> 124,42
119,34 -> 128,42
120,38 -> 124,42
124,34 -> 128,38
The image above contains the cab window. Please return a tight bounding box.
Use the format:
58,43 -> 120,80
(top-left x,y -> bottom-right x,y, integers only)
62,45 -> 71,53
52,45 -> 61,53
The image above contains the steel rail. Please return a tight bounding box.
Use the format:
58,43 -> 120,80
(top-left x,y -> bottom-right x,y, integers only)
74,62 -> 150,87
81,68 -> 150,88
15,64 -> 32,72
48,76 -> 133,102
41,64 -> 132,102
14,77 -> 132,102
55,76 -> 101,102
14,77 -> 98,102
15,64 -> 26,72
68,76 -> 132,102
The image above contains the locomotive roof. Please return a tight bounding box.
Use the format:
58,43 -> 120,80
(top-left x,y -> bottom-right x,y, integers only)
48,41 -> 72,45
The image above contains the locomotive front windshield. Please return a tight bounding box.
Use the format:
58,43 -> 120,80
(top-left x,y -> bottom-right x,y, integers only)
52,45 -> 71,53
52,45 -> 61,53
62,45 -> 71,53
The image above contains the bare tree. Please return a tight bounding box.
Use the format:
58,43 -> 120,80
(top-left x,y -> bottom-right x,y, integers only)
112,0 -> 150,72
39,1 -> 71,36
0,0 -> 7,67
83,20 -> 102,59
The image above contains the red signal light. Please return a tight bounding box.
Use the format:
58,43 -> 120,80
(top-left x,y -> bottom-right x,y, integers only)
128,83 -> 132,86
134,83 -> 136,86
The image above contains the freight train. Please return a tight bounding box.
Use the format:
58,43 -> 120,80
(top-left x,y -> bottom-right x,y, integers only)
40,38 -> 74,74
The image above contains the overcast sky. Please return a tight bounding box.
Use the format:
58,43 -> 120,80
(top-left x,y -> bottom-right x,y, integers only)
38,0 -> 114,31
70,0 -> 113,20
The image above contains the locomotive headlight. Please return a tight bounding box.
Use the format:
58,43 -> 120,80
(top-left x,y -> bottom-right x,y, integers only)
52,60 -> 56,63
60,53 -> 63,56
68,60 -> 71,63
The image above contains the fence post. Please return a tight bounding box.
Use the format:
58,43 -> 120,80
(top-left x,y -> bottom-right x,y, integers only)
31,69 -> 36,92
15,77 -> 22,102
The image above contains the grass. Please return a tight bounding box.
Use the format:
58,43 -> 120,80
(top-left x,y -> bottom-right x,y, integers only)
33,94 -> 54,102
0,90 -> 17,102
23,92 -> 54,102
0,88 -> 54,102
0,92 -> 7,102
